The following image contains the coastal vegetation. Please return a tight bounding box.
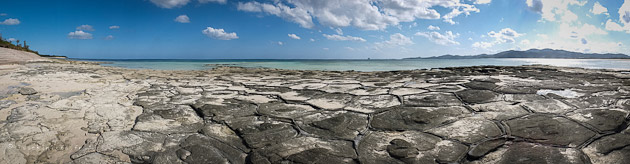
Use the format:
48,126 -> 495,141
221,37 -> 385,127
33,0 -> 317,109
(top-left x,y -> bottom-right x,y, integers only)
0,33 -> 39,55
406,49 -> 630,59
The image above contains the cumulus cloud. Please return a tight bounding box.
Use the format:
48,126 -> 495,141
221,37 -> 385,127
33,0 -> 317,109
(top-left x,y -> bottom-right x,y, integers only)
6,38 -> 16,42
68,30 -> 93,39
109,25 -> 120,29
471,28 -> 523,49
427,25 -> 440,30
76,25 -> 95,31
527,0 -> 586,23
288,33 -> 301,40
376,33 -> 413,47
198,0 -> 226,4
526,0 -> 543,13
237,0 -> 481,30
174,15 -> 190,23
605,19 -> 624,31
150,0 -> 190,8
473,0 -> 492,4
557,23 -> 607,40
416,31 -> 460,45
310,38 -> 315,42
322,34 -> 366,42
105,35 -> 114,40
590,1 -> 608,15
0,18 -> 20,25
277,41 -> 284,46
202,27 -> 238,40
488,28 -> 524,43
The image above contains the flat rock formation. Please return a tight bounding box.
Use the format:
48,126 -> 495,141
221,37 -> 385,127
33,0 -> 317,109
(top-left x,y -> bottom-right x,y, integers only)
0,62 -> 629,164
0,47 -> 50,65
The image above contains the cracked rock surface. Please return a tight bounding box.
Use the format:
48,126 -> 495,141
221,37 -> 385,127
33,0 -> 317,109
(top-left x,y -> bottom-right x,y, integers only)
0,63 -> 629,163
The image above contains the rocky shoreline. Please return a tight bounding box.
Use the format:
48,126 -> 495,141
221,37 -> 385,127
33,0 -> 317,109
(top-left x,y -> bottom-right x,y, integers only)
0,62 -> 629,164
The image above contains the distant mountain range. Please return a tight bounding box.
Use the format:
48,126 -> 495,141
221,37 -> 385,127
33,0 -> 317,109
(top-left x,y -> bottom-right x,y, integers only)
404,49 -> 630,59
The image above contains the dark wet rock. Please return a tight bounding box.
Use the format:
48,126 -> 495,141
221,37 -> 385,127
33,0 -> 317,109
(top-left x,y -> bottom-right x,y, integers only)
463,81 -> 498,90
403,92 -> 462,107
70,153 -> 122,164
371,106 -> 469,131
468,138 -> 507,158
254,137 -> 356,163
428,117 -> 502,144
287,148 -> 357,164
495,86 -> 538,94
344,95 -> 401,113
18,87 -> 37,95
237,122 -> 298,148
178,134 -> 247,164
584,130 -> 630,164
456,89 -> 501,104
387,139 -> 419,159
424,84 -> 466,92
503,94 -> 547,102
194,99 -> 257,121
521,99 -> 575,114
299,112 -> 368,140
358,131 -> 467,164
496,142 -> 590,164
133,104 -> 203,133
200,123 -> 249,152
258,103 -> 317,119
567,108 -> 628,132
306,93 -> 353,110
506,114 -> 596,147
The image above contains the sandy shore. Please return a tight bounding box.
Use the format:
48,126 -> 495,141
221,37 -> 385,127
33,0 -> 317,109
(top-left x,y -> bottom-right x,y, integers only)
0,61 -> 629,164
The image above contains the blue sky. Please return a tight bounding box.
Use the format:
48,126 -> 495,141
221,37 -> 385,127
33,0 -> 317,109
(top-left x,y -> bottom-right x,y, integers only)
0,0 -> 629,59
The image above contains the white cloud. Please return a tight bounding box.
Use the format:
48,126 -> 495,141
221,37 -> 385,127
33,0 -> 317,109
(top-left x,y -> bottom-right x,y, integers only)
427,25 -> 440,30
174,15 -> 190,23
527,0 -> 586,23
488,28 -> 524,43
557,23 -> 607,39
473,0 -> 492,4
202,27 -> 238,40
605,19 -> 624,31
310,38 -> 315,42
376,33 -> 414,47
198,0 -> 226,4
105,35 -> 114,40
7,38 -> 16,42
237,1 -> 314,28
76,25 -> 95,31
277,41 -> 284,46
68,30 -> 93,39
150,0 -> 190,9
334,28 -> 343,35
322,34 -> 366,42
0,18 -> 20,25
288,33 -> 301,40
619,0 -> 630,29
109,25 -> 120,29
0,13 -> 7,16
472,41 -> 493,49
323,48 -> 329,50
416,31 -> 460,45
237,0 -> 481,30
471,28 -> 523,48
590,1 -> 608,15
345,47 -> 355,51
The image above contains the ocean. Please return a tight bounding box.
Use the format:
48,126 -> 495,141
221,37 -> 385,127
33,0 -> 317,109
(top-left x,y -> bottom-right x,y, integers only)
75,58 -> 630,72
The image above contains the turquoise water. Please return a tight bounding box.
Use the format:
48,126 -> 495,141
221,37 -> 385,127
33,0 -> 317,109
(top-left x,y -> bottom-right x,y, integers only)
75,58 -> 630,72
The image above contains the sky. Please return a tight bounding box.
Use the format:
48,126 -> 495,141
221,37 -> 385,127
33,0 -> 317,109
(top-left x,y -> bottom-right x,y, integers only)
0,0 -> 629,59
